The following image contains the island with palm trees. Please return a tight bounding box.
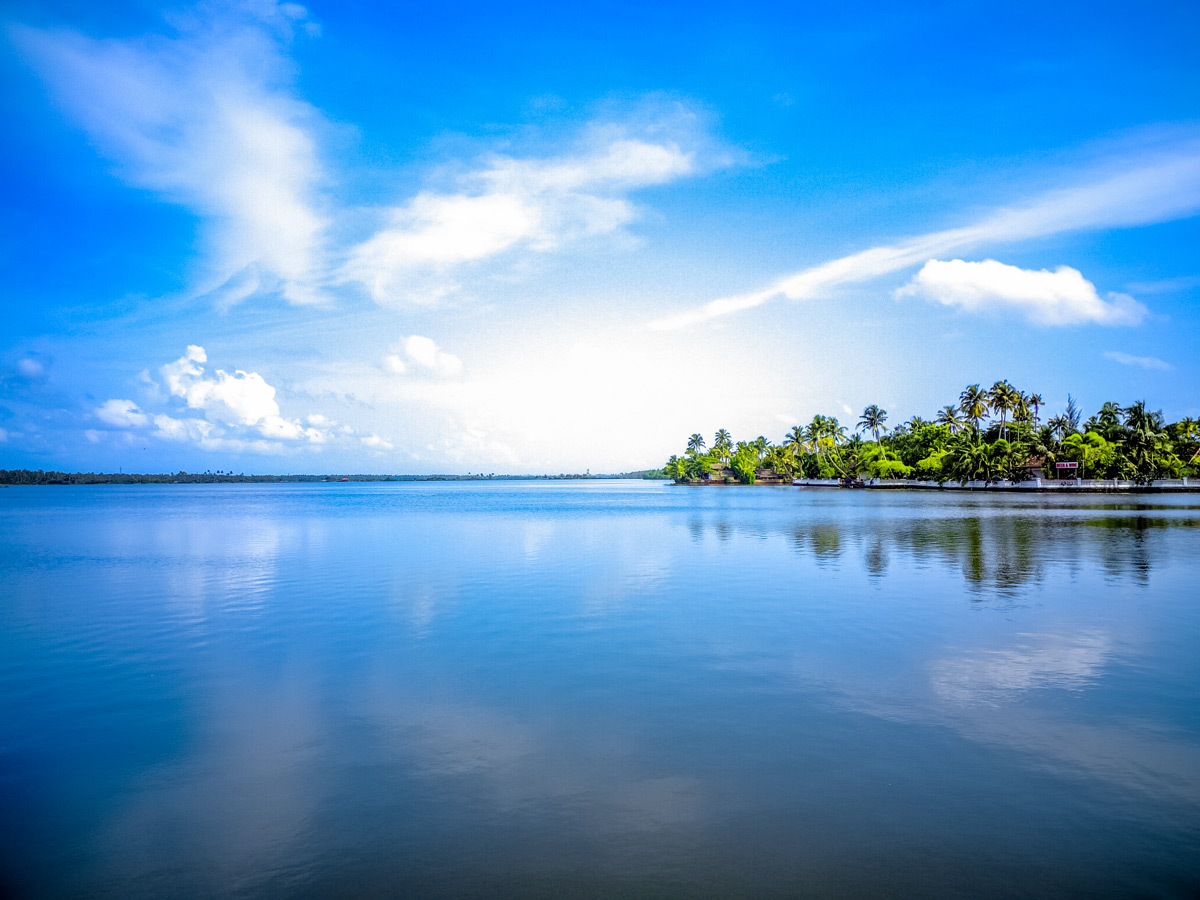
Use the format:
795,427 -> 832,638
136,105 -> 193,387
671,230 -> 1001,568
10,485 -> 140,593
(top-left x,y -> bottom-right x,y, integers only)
662,381 -> 1199,491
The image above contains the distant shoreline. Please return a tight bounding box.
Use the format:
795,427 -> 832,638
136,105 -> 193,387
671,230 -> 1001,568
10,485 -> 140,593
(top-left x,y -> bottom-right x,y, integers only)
0,469 -> 665,486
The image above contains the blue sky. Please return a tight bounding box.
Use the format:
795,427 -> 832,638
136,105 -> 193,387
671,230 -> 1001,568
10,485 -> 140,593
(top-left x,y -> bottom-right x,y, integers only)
2,0 -> 1198,473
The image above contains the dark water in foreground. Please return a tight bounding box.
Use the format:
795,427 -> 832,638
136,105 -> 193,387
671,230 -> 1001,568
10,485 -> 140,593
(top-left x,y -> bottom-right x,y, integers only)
2,481 -> 1199,898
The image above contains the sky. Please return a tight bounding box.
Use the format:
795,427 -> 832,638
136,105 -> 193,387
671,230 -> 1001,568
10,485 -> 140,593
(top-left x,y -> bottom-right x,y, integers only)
1,0 -> 1198,474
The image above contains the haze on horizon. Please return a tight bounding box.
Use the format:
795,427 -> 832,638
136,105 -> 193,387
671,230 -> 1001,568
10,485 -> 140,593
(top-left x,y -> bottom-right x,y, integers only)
2,0 -> 1198,475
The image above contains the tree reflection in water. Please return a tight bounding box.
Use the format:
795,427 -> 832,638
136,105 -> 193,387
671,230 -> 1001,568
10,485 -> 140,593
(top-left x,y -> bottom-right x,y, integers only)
685,502 -> 1199,592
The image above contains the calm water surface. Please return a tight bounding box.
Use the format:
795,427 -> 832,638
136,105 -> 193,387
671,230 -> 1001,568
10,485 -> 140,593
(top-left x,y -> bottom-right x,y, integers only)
2,481 -> 1199,898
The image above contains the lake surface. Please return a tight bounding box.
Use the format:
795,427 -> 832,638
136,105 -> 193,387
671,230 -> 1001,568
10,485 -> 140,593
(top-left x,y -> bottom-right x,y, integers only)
2,481 -> 1199,898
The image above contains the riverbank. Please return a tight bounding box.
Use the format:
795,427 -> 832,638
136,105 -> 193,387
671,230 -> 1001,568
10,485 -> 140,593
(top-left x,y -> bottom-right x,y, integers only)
793,477 -> 1199,493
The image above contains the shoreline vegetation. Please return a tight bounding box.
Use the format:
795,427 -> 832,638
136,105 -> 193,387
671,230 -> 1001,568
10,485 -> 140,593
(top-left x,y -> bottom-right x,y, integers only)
0,470 -> 663,485
661,382 -> 1200,489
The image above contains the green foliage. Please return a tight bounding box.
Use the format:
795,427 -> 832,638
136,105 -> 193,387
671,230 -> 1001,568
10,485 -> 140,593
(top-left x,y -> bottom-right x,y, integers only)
1061,432 -> 1119,479
663,388 -> 1196,488
915,449 -> 949,480
731,445 -> 758,483
859,443 -> 913,478
888,423 -> 950,468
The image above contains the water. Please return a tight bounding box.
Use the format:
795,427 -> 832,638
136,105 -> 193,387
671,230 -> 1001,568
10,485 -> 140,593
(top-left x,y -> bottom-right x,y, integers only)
2,481 -> 1199,898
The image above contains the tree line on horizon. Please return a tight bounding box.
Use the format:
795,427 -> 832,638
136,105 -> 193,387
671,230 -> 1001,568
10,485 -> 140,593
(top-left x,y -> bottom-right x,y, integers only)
662,381 -> 1200,486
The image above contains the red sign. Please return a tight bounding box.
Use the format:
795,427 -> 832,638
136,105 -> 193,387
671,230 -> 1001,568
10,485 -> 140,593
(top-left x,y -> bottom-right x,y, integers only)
1056,461 -> 1078,469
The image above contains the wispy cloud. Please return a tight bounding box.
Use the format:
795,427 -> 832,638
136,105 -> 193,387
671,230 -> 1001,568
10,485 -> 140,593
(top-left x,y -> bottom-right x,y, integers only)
343,115 -> 710,305
18,6 -> 722,313
14,2 -> 329,307
649,144 -> 1200,329
897,259 -> 1146,326
1103,350 -> 1171,371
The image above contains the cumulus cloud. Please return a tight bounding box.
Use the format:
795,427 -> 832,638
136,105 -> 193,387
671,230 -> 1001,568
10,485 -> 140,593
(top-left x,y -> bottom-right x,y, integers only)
344,126 -> 700,304
95,398 -> 149,428
152,412 -> 214,443
89,346 -> 368,454
896,259 -> 1148,326
162,345 -> 281,426
15,3 -> 328,307
159,345 -> 346,443
650,143 -> 1200,329
1103,350 -> 1171,370
384,336 -> 463,379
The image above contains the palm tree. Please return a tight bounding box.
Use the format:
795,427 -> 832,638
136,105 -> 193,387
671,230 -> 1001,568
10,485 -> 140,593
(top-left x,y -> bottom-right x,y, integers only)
664,455 -> 684,481
1047,413 -> 1070,441
1013,392 -> 1032,426
764,445 -> 796,479
713,429 -> 733,463
988,380 -> 1019,440
784,425 -> 805,450
858,405 -> 888,444
1123,401 -> 1166,484
1089,402 -> 1124,442
959,384 -> 989,433
1027,393 -> 1044,425
936,405 -> 965,433
687,433 -> 706,454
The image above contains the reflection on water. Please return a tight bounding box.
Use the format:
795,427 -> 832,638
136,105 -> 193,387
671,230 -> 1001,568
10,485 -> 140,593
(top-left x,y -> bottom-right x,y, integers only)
1,483 -> 1199,899
683,503 -> 1188,591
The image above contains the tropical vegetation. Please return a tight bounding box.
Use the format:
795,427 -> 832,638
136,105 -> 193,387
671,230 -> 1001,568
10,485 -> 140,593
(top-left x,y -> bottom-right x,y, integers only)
665,383 -> 1199,486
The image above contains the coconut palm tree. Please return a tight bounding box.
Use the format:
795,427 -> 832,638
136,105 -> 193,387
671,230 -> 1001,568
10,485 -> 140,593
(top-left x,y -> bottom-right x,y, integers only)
1123,401 -> 1166,484
1089,402 -> 1125,442
713,429 -> 733,463
988,380 -> 1019,440
1013,392 -> 1032,426
936,405 -> 965,433
959,384 -> 989,433
858,405 -> 888,444
1047,413 -> 1070,441
1027,393 -> 1044,425
784,425 -> 805,450
664,455 -> 684,481
687,433 -> 706,454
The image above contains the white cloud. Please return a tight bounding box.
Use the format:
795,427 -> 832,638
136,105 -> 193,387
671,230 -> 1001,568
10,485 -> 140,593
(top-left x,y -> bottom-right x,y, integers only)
384,336 -> 463,379
0,427 -> 8,443
151,346 -> 344,448
153,413 -> 214,443
362,434 -> 394,450
19,8 -> 719,313
344,130 -> 699,305
896,259 -> 1147,326
650,144 -> 1200,329
162,345 -> 281,425
1103,350 -> 1171,370
15,3 -> 328,307
95,398 -> 150,428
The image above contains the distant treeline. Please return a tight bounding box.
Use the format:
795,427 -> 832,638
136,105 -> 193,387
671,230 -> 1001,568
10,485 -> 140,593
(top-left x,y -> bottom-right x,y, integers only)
0,469 -> 659,485
665,382 -> 1200,486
